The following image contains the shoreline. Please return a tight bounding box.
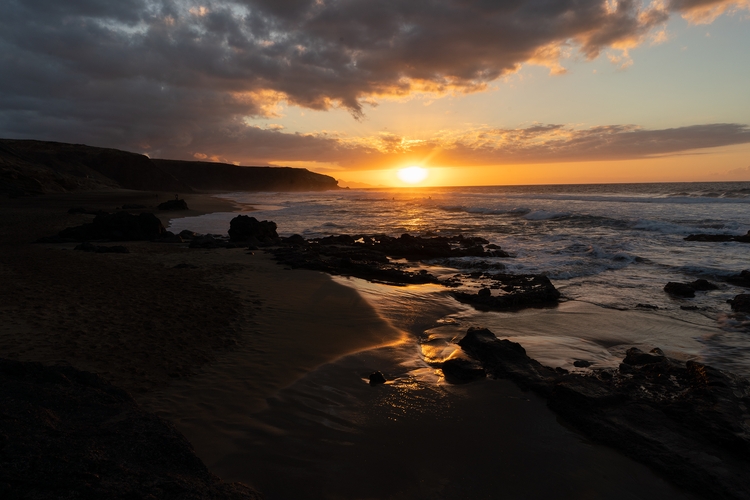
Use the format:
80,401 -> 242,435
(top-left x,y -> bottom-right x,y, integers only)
0,188 -> 741,499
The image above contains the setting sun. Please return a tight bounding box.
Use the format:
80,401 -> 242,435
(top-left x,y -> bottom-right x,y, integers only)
397,166 -> 428,184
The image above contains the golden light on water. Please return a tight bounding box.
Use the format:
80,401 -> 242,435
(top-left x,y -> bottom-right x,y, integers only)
397,166 -> 428,184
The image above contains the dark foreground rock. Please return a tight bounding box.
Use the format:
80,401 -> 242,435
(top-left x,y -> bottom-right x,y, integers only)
727,270 -> 750,288
0,358 -> 262,500
228,215 -> 279,244
454,327 -> 750,500
685,231 -> 750,243
37,212 -> 165,242
157,198 -> 189,211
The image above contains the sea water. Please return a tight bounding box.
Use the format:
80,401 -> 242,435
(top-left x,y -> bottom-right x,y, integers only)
169,182 -> 750,376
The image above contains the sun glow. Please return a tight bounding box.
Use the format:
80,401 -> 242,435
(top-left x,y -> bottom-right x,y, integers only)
397,166 -> 429,184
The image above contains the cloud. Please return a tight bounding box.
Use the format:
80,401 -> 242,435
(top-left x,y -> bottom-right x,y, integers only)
0,0 -> 747,161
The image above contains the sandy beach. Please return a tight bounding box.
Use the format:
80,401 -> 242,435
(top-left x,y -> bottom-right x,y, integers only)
0,189 -> 710,499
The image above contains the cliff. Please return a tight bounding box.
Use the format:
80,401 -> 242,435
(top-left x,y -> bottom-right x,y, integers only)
153,159 -> 340,192
0,139 -> 339,195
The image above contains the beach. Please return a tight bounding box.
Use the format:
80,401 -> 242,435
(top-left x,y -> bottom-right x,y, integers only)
0,188 -> 719,498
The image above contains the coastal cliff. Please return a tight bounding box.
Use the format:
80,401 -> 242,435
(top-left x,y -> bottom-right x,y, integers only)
0,139 -> 339,195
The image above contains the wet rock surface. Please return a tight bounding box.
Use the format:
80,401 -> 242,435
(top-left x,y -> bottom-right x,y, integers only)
664,279 -> 719,298
685,231 -> 750,243
456,327 -> 750,500
157,198 -> 188,210
269,233 -> 556,310
728,294 -> 750,313
0,358 -> 262,500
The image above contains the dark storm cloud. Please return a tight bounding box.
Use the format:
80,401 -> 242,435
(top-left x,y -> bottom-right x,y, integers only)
0,0 -> 747,163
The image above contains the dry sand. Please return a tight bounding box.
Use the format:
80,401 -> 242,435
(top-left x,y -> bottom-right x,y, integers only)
0,189 -> 697,499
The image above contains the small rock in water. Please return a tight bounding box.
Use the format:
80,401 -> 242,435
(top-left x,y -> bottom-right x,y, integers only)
368,371 -> 387,386
688,279 -> 718,291
664,282 -> 695,298
636,303 -> 659,310
573,360 -> 592,368
622,347 -> 665,366
728,294 -> 750,313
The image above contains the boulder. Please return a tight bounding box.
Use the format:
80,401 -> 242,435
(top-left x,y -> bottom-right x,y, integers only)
689,278 -> 718,291
664,282 -> 695,298
451,274 -> 560,311
728,294 -> 750,313
228,215 -> 278,243
157,198 -> 189,210
55,212 -> 165,242
622,347 -> 665,366
573,360 -> 592,368
727,270 -> 750,288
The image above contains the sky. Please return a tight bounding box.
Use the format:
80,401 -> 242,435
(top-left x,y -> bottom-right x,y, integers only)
1,0 -> 749,187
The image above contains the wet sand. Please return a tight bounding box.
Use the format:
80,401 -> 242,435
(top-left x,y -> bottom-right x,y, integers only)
0,190 -> 698,499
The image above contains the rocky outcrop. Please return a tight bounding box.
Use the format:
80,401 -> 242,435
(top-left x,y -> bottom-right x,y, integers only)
450,274 -> 561,311
0,358 -> 262,500
451,327 -> 750,500
38,212 -> 165,242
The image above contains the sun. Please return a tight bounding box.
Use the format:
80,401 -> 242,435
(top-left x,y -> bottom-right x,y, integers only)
397,166 -> 428,184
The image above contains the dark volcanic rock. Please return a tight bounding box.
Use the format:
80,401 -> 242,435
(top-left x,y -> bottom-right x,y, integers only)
45,212 -> 166,242
441,357 -> 486,383
0,358 -> 261,500
368,371 -> 387,386
74,242 -> 129,254
689,278 -> 719,291
727,270 -> 750,288
664,282 -> 696,298
451,274 -> 560,311
228,215 -> 278,244
454,327 -> 750,500
457,327 -> 558,395
685,231 -> 750,243
728,294 -> 750,313
157,198 -> 189,211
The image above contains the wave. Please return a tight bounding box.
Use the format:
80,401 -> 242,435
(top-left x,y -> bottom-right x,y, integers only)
523,210 -> 570,221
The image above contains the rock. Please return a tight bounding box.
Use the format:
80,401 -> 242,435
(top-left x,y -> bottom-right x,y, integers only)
152,231 -> 183,243
681,305 -> 699,311
0,358 -> 261,500
49,212 -> 165,242
282,234 -> 307,246
727,270 -> 750,288
179,229 -> 199,240
368,371 -> 387,386
689,278 -> 718,291
622,347 -> 665,366
664,282 -> 695,298
441,357 -> 486,383
228,215 -> 278,244
73,242 -> 129,254
573,360 -> 592,368
451,274 -> 560,311
685,231 -> 750,243
636,303 -> 658,309
728,294 -> 750,313
157,198 -> 189,210
457,327 -> 558,395
453,328 -> 750,500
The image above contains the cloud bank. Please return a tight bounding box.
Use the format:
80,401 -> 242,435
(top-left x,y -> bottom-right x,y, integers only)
0,0 -> 748,167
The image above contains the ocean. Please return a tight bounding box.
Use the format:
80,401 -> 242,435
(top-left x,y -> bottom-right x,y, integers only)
169,181 -> 750,377
164,181 -> 750,498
